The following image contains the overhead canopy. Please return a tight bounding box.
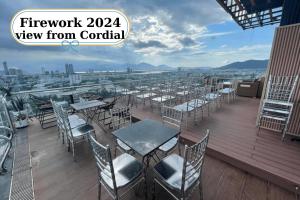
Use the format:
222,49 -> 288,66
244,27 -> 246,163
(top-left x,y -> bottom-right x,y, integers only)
217,0 -> 283,29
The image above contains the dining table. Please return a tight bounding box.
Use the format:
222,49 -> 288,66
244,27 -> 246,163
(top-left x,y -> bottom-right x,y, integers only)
70,100 -> 106,123
112,119 -> 180,170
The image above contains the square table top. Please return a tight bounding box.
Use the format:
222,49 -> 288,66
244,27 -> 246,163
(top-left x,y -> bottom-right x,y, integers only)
219,88 -> 235,94
121,90 -> 140,95
152,95 -> 175,102
136,92 -> 157,99
136,86 -> 149,89
113,119 -> 180,157
70,100 -> 106,111
223,81 -> 233,85
173,99 -> 208,112
115,88 -> 128,93
176,91 -> 189,96
59,90 -> 86,96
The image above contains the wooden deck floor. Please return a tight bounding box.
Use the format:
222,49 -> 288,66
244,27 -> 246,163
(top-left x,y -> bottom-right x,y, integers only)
23,101 -> 298,200
132,96 -> 300,195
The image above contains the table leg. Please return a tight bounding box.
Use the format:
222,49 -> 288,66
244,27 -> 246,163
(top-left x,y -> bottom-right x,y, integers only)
69,95 -> 74,104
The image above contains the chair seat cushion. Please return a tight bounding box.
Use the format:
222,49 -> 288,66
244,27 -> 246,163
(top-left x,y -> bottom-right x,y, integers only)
71,124 -> 94,138
68,115 -> 86,129
205,93 -> 220,100
219,88 -> 234,94
117,139 -> 131,151
159,137 -> 178,152
101,153 -> 143,189
153,154 -> 200,192
152,95 -> 175,102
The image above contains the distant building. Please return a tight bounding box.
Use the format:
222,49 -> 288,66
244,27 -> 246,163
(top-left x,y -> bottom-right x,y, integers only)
8,67 -> 23,76
65,64 -> 74,75
3,61 -> 9,75
126,67 -> 133,73
69,74 -> 81,85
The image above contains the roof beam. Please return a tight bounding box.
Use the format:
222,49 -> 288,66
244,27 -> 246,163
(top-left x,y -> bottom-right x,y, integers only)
234,0 -> 252,26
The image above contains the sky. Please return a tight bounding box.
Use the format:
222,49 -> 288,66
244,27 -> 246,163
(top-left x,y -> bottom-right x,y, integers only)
0,0 -> 278,72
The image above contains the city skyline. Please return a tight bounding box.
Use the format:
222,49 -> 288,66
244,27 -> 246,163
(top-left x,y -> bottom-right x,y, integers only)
0,0 -> 276,72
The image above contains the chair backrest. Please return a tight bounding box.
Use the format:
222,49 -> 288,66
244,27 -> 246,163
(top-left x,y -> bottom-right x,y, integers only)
51,99 -> 64,130
0,96 -> 14,132
181,130 -> 210,194
88,134 -> 118,194
110,106 -> 132,130
195,87 -> 206,98
56,105 -> 73,139
265,75 -> 298,102
161,106 -> 183,130
79,97 -> 87,103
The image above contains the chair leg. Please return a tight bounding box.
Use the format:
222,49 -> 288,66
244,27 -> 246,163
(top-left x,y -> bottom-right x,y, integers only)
114,147 -> 117,157
93,130 -> 97,140
98,183 -> 102,200
72,143 -> 76,161
199,181 -> 203,200
152,180 -> 156,200
67,139 -> 70,152
144,176 -> 148,200
178,143 -> 181,156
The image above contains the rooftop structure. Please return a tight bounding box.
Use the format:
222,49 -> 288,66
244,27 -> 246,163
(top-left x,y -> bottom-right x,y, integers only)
217,0 -> 300,29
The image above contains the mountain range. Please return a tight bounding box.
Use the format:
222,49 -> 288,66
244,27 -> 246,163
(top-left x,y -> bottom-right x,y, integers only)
217,59 -> 268,70
90,59 -> 269,72
1,59 -> 268,74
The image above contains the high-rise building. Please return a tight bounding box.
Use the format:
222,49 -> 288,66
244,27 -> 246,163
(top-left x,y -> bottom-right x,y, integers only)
65,64 -> 74,75
3,61 -> 9,75
8,67 -> 23,76
69,74 -> 81,85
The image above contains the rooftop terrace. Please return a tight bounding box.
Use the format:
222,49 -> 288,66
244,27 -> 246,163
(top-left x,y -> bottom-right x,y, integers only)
1,76 -> 300,200
16,98 -> 299,200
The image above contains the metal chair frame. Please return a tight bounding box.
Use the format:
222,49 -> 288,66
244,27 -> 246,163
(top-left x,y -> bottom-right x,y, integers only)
0,126 -> 13,174
58,106 -> 95,161
110,106 -> 133,156
51,99 -> 65,142
159,106 -> 183,156
152,130 -> 210,200
88,134 -> 146,200
29,94 -> 56,129
257,75 -> 299,140
218,80 -> 237,104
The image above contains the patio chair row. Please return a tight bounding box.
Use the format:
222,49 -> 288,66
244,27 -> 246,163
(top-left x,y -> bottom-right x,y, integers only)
51,99 -> 96,161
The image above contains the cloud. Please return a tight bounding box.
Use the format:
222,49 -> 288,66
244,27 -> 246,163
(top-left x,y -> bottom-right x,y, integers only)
179,37 -> 197,47
0,0 -> 273,71
133,40 -> 167,49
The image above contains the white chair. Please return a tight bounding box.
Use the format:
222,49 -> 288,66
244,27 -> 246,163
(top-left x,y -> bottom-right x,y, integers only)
152,130 -> 210,200
110,106 -> 132,156
204,85 -> 221,110
58,106 -> 95,161
88,134 -> 146,200
51,99 -> 86,144
158,106 -> 183,156
218,80 -> 237,103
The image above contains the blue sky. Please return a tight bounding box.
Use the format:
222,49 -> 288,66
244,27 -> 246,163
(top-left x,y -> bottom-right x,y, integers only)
0,0 -> 277,72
